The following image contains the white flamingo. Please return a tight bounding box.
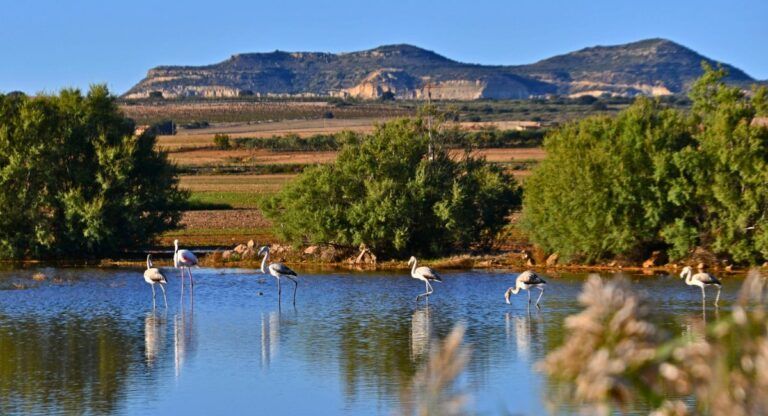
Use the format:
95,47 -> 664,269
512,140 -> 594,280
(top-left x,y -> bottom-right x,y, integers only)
505,270 -> 546,308
680,265 -> 722,307
174,239 -> 198,290
258,246 -> 299,305
144,254 -> 168,308
408,256 -> 442,301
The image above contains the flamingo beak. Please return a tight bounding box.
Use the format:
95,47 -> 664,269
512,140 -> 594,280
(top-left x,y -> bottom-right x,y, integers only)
504,291 -> 511,304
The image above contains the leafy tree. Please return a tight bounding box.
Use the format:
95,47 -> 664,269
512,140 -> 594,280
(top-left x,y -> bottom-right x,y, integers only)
261,118 -> 520,257
521,99 -> 693,262
521,65 -> 768,264
0,85 -> 187,259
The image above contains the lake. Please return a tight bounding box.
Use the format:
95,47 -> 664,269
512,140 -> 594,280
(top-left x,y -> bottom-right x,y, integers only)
0,267 -> 742,415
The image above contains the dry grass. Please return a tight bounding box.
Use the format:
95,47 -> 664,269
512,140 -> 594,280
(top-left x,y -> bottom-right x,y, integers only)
168,147 -> 543,167
156,117 -> 390,150
179,174 -> 295,193
169,149 -> 337,166
158,209 -> 274,246
120,100 -> 409,125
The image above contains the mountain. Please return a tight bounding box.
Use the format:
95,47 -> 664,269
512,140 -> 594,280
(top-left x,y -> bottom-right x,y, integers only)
123,39 -> 757,100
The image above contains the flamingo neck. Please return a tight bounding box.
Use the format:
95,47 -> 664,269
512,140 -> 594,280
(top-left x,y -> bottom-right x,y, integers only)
410,259 -> 418,277
260,251 -> 269,273
512,284 -> 521,295
683,270 -> 695,285
146,255 -> 151,269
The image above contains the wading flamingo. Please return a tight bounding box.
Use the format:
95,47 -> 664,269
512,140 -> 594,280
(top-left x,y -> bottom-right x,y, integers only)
144,254 -> 168,308
174,239 -> 198,290
505,270 -> 546,308
258,246 -> 299,305
408,256 -> 442,301
680,265 -> 722,307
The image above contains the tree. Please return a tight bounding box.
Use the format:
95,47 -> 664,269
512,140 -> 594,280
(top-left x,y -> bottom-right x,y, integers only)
261,118 -> 520,257
0,85 -> 187,259
521,65 -> 768,264
521,98 -> 693,262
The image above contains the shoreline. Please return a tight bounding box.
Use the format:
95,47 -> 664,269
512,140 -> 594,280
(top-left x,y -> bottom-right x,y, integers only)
3,252 -> 762,275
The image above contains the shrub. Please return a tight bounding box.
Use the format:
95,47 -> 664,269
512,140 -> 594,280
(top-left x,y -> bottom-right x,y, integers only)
522,66 -> 768,264
213,133 -> 231,149
0,86 -> 187,259
261,118 -> 521,257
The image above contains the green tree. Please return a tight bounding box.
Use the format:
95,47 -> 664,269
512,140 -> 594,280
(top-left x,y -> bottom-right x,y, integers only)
261,118 -> 520,257
683,64 -> 768,262
521,65 -> 768,264
521,98 -> 693,262
0,85 -> 187,259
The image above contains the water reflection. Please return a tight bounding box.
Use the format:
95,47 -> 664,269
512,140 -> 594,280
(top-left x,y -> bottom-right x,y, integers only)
144,311 -> 168,367
0,315 -> 139,415
260,311 -> 280,368
174,304 -> 197,379
0,268 -> 747,415
410,306 -> 431,361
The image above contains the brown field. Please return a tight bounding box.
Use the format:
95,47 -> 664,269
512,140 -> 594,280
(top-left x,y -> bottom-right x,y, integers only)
168,146 -> 545,166
169,149 -> 338,166
179,174 -> 297,192
157,117 -> 392,150
159,209 -> 275,247
121,100 -> 410,125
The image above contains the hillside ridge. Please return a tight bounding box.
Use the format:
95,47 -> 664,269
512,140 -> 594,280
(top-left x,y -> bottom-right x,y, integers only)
124,39 -> 758,100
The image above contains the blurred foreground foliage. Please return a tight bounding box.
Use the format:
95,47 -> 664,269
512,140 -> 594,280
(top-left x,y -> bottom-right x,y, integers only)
541,269 -> 768,415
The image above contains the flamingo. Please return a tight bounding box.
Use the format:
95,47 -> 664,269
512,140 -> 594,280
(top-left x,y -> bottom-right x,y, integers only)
144,254 -> 168,308
408,256 -> 442,301
174,239 -> 198,290
505,270 -> 546,308
680,265 -> 722,307
258,246 -> 299,305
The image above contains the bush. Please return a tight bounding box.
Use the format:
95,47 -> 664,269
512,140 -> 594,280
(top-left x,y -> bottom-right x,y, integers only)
521,66 -> 768,264
213,133 -> 231,149
0,86 -> 187,259
261,118 -> 521,257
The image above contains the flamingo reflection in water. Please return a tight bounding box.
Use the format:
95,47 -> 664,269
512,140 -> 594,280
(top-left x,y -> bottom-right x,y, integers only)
260,310 -> 281,368
174,304 -> 197,379
410,305 -> 432,361
505,309 -> 543,361
144,311 -> 167,367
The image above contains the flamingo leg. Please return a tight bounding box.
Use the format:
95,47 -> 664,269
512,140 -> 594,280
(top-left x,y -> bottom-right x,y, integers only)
715,286 -> 721,307
151,284 -> 156,308
180,268 -> 185,298
160,284 -> 168,308
277,276 -> 282,302
701,286 -> 706,305
291,278 -> 298,306
188,267 -> 194,289
527,289 -> 531,304
536,287 -> 544,308
416,280 -> 430,301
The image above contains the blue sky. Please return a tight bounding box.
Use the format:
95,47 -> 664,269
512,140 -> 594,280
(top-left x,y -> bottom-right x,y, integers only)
1,0 -> 765,94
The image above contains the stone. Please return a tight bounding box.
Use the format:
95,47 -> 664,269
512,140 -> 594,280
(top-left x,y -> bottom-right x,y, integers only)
545,253 -> 559,267
642,250 -> 666,268
304,245 -> 319,255
233,244 -> 248,254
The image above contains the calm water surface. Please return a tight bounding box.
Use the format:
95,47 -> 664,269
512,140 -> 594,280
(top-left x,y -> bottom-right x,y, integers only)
0,267 -> 744,415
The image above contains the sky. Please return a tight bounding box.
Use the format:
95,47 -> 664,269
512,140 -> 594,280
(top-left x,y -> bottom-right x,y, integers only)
1,0 -> 766,95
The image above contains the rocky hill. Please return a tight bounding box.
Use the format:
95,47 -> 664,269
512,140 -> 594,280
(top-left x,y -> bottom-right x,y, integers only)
123,39 -> 758,100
